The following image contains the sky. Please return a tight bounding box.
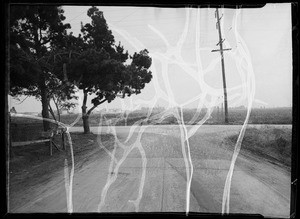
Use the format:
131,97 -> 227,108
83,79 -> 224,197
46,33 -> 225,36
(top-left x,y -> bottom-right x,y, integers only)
8,3 -> 292,113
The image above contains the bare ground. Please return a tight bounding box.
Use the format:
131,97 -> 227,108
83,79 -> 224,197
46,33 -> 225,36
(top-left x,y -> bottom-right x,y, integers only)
7,125 -> 291,216
8,132 -> 115,212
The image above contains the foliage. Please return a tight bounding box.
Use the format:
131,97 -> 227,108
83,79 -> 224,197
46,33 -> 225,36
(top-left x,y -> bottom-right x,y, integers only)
9,5 -> 76,129
9,5 -> 153,133
10,5 -> 71,88
53,6 -> 153,116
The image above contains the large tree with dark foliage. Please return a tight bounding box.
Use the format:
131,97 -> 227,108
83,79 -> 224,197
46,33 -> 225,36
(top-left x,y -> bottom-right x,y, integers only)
9,5 -> 72,131
54,7 -> 153,133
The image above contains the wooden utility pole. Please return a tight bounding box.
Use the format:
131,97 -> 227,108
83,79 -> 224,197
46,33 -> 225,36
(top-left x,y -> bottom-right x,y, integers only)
212,8 -> 231,124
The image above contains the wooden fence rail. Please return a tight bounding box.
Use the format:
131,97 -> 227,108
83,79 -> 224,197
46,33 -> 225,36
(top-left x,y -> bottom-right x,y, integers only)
10,123 -> 66,156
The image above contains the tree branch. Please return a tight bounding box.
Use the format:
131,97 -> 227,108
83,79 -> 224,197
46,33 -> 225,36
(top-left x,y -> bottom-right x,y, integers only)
15,96 -> 29,105
53,97 -> 61,122
48,103 -> 56,121
87,99 -> 107,115
39,28 -> 42,44
40,38 -> 51,46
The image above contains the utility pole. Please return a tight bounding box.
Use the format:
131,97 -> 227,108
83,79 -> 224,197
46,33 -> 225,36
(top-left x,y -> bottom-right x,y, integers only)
212,8 -> 231,124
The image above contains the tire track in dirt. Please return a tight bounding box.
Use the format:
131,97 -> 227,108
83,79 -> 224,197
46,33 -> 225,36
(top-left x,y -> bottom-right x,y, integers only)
166,160 -> 218,212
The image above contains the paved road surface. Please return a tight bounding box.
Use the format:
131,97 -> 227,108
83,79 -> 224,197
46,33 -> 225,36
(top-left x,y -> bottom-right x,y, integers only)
9,125 -> 291,217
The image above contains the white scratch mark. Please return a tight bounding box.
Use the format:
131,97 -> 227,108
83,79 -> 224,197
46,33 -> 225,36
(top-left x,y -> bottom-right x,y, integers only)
221,8 -> 256,214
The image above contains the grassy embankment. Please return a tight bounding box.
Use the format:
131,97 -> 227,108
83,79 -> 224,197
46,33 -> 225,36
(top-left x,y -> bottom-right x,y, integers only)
226,127 -> 292,170
10,131 -> 114,175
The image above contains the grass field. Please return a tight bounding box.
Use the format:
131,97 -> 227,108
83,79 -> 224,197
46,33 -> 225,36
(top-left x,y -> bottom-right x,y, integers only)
10,107 -> 291,127
57,107 -> 292,126
226,126 -> 292,170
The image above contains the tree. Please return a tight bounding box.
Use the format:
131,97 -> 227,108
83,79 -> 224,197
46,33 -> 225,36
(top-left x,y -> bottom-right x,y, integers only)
46,72 -> 78,122
9,5 -> 72,131
55,7 -> 153,133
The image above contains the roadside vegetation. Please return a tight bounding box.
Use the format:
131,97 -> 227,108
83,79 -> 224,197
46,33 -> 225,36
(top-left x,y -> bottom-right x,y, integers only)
226,126 -> 292,170
10,131 -> 114,176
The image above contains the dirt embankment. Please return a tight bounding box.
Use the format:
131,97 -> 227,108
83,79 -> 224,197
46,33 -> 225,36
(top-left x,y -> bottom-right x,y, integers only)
8,132 -> 115,212
225,126 -> 292,171
10,132 -> 114,174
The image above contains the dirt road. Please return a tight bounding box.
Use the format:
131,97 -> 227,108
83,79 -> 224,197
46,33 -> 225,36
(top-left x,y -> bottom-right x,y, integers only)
8,125 -> 291,217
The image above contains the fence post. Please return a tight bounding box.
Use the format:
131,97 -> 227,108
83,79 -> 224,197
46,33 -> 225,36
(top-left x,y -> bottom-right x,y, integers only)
49,140 -> 53,156
62,131 -> 65,150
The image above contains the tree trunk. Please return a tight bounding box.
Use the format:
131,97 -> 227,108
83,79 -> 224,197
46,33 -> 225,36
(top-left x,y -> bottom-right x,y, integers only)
35,29 -> 50,131
82,114 -> 90,134
41,94 -> 50,131
81,90 -> 107,134
48,103 -> 56,121
82,90 -> 90,134
54,99 -> 61,122
40,73 -> 51,131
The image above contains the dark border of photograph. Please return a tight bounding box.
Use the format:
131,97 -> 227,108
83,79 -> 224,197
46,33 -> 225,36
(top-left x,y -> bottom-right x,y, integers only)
2,1 -> 299,219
